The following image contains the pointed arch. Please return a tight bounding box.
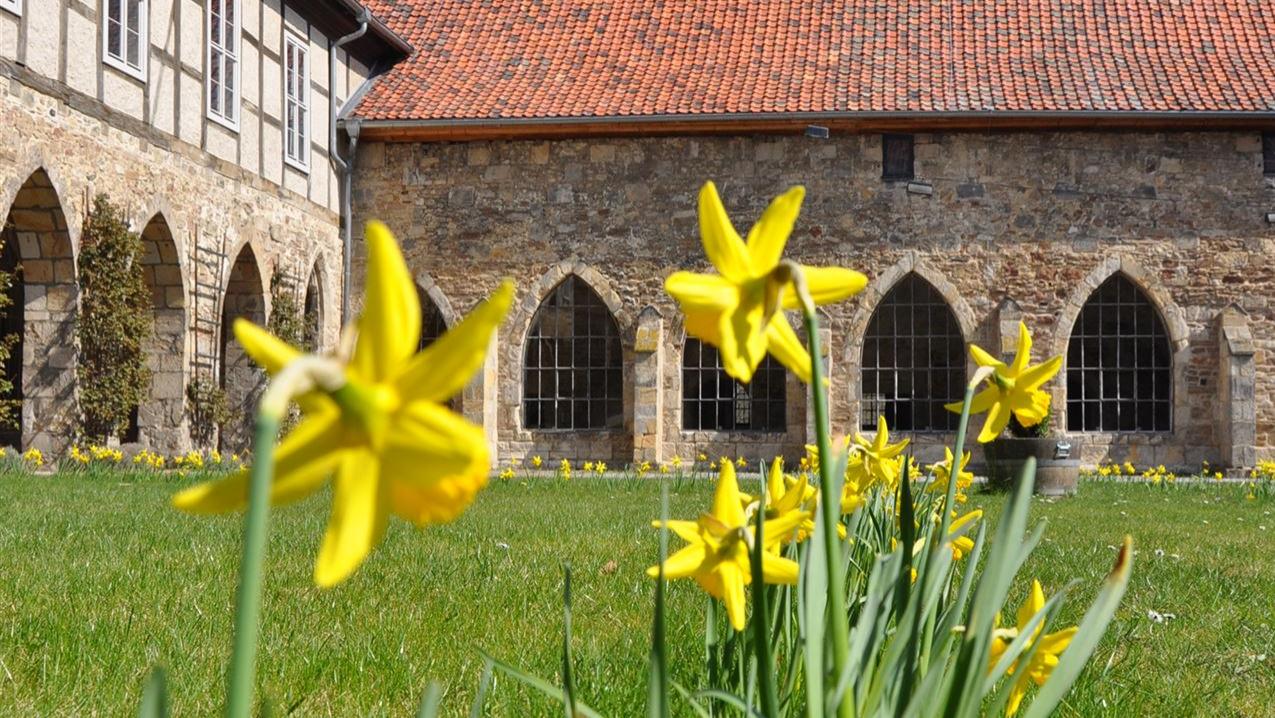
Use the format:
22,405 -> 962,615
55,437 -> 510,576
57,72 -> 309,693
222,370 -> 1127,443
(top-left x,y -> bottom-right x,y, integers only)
512,259 -> 627,351
414,271 -> 459,349
303,254 -> 330,352
845,255 -> 973,433
522,273 -> 624,430
134,212 -> 189,450
0,168 -> 80,452
1056,259 -> 1183,434
219,242 -> 267,451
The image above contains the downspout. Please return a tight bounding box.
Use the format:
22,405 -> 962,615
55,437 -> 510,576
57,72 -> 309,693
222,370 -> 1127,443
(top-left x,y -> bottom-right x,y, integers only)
331,10 -> 369,324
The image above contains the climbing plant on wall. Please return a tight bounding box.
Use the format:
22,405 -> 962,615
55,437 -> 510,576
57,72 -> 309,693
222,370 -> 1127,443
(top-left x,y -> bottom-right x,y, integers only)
0,224 -> 20,433
268,272 -> 306,432
77,195 -> 154,441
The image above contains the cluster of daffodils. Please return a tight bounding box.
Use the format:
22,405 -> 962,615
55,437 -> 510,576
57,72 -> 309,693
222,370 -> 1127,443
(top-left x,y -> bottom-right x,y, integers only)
22,447 -> 43,467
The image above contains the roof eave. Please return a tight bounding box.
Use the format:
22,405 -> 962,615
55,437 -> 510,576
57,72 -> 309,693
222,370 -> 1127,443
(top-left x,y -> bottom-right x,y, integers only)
348,110 -> 1275,142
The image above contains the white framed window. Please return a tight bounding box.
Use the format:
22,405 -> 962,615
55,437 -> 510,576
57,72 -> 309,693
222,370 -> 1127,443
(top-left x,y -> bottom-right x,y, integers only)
103,0 -> 148,81
207,0 -> 240,130
0,0 -> 23,18
283,30 -> 310,172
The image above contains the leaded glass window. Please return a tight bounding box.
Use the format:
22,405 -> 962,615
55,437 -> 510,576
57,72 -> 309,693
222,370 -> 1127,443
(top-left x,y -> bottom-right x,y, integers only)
860,274 -> 964,431
523,277 -> 623,430
1066,275 -> 1172,432
682,338 -> 786,432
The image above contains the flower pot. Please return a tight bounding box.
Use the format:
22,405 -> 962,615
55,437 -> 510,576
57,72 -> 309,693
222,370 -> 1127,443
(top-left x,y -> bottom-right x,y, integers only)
983,437 -> 1081,496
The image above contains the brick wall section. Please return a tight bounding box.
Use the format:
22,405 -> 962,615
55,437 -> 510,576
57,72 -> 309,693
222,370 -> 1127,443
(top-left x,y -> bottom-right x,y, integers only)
0,71 -> 342,454
352,130 -> 1275,470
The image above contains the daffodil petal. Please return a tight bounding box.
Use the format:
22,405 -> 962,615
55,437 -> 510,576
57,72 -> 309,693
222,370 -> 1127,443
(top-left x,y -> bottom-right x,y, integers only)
1010,389 -> 1052,426
655,519 -> 703,544
395,281 -> 514,404
1011,322 -> 1033,375
352,221 -> 421,383
764,313 -> 813,384
234,319 -> 300,375
717,560 -> 748,631
712,461 -> 747,528
970,343 -> 1006,369
977,399 -> 1011,443
780,265 -> 869,309
1037,626 -> 1077,654
718,289 -> 768,383
381,401 -> 490,525
1017,355 -> 1064,392
698,182 -> 753,282
653,544 -> 708,580
760,552 -> 799,584
314,449 -> 389,587
172,413 -> 344,513
744,185 -> 803,270
666,272 -> 738,311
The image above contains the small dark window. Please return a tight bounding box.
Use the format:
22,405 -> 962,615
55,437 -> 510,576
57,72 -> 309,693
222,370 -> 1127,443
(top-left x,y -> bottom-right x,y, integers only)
860,274 -> 964,432
418,288 -> 448,351
523,276 -> 623,430
682,338 -> 786,432
1065,275 -> 1172,433
1263,132 -> 1275,176
882,134 -> 915,181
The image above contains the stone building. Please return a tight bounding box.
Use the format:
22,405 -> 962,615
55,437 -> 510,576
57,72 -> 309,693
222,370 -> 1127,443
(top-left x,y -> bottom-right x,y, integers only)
3,0 -> 1275,473
0,0 -> 408,452
346,0 -> 1275,470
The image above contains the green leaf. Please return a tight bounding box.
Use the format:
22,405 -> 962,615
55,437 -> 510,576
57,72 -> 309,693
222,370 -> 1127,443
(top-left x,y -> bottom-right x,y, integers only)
468,658 -> 494,718
1021,537 -> 1134,718
751,466 -> 780,718
483,653 -> 605,718
561,563 -> 578,718
416,681 -> 443,718
647,485 -> 670,718
137,666 -> 169,718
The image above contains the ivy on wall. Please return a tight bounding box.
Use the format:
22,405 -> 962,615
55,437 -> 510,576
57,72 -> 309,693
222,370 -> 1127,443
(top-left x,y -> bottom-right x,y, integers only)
0,227 -> 19,432
77,196 -> 154,441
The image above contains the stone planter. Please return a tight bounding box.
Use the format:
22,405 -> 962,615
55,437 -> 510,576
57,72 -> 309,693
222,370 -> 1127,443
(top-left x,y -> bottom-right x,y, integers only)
983,437 -> 1081,496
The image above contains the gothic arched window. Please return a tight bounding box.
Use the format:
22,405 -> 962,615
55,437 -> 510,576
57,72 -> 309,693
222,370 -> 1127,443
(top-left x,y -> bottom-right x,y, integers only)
523,276 -> 623,430
1066,275 -> 1172,432
860,274 -> 965,431
682,338 -> 786,432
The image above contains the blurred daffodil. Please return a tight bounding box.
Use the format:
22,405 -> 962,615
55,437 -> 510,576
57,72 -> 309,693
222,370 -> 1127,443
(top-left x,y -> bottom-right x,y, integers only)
665,182 -> 866,384
739,458 -> 816,546
989,579 -> 1078,716
648,460 -> 801,630
174,221 -> 513,587
928,447 -> 974,504
848,416 -> 910,492
947,322 -> 1062,443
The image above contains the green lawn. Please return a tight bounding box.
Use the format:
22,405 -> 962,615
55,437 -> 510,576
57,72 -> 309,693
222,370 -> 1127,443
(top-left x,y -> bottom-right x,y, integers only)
0,471 -> 1271,716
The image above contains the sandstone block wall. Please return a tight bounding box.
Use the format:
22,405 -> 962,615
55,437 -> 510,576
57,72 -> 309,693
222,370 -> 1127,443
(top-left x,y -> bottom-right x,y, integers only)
0,69 -> 342,454
353,129 -> 1275,470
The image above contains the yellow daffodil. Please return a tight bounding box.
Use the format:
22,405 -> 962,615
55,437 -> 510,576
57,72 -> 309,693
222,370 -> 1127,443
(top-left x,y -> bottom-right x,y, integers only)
947,322 -> 1062,444
847,416 -> 910,494
736,457 -> 748,468
173,221 -> 512,587
583,461 -> 594,472
499,467 -> 515,481
665,182 -> 867,383
531,455 -> 543,468
671,455 -> 683,468
928,447 -> 974,504
739,458 -> 816,546
596,461 -> 607,474
648,460 -> 802,630
989,580 -> 1078,716
698,452 -> 708,462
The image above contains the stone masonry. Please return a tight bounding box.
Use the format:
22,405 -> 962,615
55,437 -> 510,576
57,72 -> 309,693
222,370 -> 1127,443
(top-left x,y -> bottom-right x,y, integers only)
0,69 -> 342,454
352,130 -> 1275,470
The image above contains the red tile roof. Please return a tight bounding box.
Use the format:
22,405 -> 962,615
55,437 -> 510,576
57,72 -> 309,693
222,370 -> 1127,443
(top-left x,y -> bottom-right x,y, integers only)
355,0 -> 1275,126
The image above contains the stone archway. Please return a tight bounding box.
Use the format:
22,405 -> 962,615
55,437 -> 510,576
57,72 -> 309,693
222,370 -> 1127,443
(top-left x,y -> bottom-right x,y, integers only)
303,261 -> 324,352
219,243 -> 266,452
0,168 -> 79,452
137,213 -> 188,452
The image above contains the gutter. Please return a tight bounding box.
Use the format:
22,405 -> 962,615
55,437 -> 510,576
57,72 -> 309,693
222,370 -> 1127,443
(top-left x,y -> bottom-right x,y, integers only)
330,11 -> 370,325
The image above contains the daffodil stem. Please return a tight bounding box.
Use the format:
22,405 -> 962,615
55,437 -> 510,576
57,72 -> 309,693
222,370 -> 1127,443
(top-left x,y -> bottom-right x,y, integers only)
225,412 -> 278,718
789,263 -> 853,718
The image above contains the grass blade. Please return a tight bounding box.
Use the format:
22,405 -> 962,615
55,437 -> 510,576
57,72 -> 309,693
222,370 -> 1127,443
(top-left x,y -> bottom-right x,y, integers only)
1021,536 -> 1134,718
647,485 -> 670,718
468,658 -> 494,718
137,666 -> 169,718
415,681 -> 443,718
483,653 -> 605,718
561,563 -> 578,718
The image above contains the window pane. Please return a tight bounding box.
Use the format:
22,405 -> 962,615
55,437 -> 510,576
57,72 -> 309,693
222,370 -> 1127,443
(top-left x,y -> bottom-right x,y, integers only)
1065,275 -> 1172,432
681,336 -> 785,432
522,276 -> 623,430
107,18 -> 122,58
860,274 -> 963,432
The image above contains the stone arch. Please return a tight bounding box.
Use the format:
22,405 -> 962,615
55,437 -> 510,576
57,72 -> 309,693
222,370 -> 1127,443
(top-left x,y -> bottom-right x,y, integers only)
1050,256 -> 1190,435
520,269 -> 626,431
843,255 -> 975,433
511,260 -> 628,350
0,168 -> 80,452
218,242 -> 267,451
135,212 -> 189,452
414,273 -> 462,412
414,271 -> 461,334
303,254 -> 330,352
